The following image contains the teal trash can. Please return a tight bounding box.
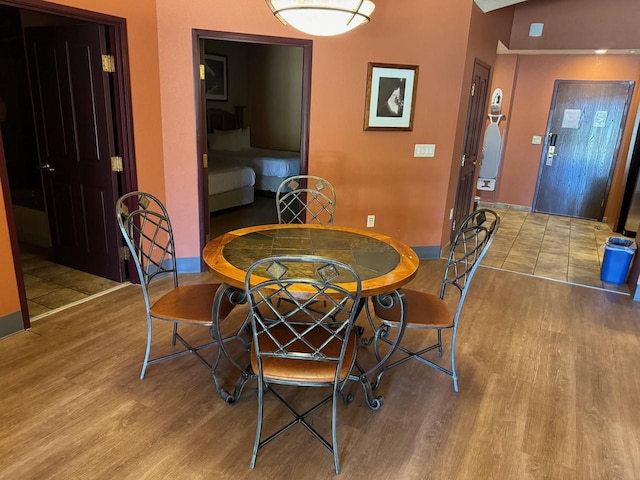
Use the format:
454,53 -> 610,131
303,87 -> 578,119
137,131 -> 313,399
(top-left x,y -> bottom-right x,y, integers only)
601,237 -> 637,284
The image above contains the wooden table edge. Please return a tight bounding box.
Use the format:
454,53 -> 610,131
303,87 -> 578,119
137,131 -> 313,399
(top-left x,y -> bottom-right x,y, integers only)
203,224 -> 420,296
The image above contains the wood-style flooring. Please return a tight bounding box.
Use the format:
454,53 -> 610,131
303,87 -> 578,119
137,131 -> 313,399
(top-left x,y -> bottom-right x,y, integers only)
2,263 -> 640,479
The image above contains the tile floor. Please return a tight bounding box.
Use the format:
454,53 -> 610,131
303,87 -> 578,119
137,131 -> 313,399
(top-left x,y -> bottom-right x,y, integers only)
20,244 -> 123,319
482,206 -> 634,294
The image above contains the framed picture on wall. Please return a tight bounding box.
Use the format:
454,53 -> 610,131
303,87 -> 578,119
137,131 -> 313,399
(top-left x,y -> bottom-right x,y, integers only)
364,62 -> 419,131
204,54 -> 228,101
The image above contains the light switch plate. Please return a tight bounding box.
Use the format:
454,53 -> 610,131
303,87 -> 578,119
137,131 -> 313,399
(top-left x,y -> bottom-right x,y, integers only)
414,144 -> 435,157
532,135 -> 542,145
366,215 -> 375,227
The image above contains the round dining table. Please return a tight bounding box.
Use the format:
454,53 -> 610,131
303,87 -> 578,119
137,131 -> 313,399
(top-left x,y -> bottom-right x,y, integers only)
202,223 -> 420,408
203,223 -> 419,294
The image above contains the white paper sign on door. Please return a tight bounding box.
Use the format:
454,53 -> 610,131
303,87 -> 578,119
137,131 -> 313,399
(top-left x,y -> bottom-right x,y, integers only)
594,110 -> 608,128
562,109 -> 581,129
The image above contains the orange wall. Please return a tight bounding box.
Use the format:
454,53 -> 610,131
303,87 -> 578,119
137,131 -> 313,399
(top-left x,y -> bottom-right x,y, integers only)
156,0 -> 479,251
0,204 -> 19,316
0,0 -> 514,320
511,0 -> 640,50
0,133 -> 19,317
495,54 -> 640,226
2,0 -> 634,322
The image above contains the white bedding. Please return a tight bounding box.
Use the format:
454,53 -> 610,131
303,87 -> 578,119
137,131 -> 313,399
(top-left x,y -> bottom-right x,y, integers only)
208,161 -> 255,195
209,148 -> 300,178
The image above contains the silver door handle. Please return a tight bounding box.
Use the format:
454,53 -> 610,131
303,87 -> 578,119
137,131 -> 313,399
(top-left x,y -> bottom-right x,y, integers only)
546,146 -> 557,166
547,146 -> 557,159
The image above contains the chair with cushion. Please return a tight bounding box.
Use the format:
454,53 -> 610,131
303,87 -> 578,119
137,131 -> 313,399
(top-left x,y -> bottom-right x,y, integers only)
245,255 -> 361,474
116,191 -> 235,379
368,208 -> 500,392
276,175 -> 336,225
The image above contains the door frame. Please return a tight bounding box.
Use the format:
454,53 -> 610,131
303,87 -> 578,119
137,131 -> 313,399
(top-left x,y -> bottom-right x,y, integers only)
0,0 -> 137,329
532,80 -> 634,220
617,110 -> 640,234
451,58 -> 491,241
192,30 -> 312,268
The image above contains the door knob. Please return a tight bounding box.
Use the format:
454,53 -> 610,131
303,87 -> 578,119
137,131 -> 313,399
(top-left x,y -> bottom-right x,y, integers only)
39,164 -> 55,172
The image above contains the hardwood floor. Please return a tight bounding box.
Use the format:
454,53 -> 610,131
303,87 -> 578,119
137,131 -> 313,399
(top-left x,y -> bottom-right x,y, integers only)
2,262 -> 640,479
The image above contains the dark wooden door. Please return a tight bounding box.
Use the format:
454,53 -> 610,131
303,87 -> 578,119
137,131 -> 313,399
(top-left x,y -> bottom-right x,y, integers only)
533,81 -> 634,220
451,59 -> 490,240
24,24 -> 123,281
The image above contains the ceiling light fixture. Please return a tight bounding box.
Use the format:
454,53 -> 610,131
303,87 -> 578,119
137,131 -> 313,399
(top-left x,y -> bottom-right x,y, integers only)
265,0 -> 375,36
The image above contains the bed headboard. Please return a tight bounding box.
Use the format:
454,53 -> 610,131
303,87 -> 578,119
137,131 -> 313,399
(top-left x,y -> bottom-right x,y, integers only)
207,106 -> 245,132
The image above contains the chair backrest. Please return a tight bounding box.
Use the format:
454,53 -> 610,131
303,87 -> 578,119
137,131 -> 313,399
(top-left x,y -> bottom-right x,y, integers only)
442,208 -> 500,315
276,175 -> 336,225
115,191 -> 178,292
245,255 -> 361,383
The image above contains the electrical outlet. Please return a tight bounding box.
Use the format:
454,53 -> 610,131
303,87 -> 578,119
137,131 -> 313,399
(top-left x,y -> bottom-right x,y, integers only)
367,215 -> 375,227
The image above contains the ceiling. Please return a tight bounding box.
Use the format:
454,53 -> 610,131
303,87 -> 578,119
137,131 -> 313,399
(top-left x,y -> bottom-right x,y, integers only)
474,0 -> 528,13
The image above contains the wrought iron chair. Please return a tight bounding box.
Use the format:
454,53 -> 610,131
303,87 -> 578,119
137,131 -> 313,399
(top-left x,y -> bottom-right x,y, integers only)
367,208 -> 500,392
116,191 -> 235,379
276,175 -> 336,225
245,255 -> 362,475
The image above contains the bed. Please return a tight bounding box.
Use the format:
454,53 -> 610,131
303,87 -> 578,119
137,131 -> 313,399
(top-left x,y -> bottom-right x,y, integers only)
207,108 -> 300,193
209,147 -> 299,192
208,160 -> 255,213
205,106 -> 255,213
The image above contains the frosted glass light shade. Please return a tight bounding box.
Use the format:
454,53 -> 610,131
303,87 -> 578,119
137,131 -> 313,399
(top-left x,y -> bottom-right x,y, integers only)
266,0 -> 375,36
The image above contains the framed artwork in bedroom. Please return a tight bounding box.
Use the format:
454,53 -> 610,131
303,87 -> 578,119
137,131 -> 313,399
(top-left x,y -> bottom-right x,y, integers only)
363,62 -> 419,131
204,54 -> 228,101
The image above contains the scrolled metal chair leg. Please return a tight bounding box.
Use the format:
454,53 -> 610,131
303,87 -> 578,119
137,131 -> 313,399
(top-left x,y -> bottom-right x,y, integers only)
358,374 -> 384,410
211,346 -> 253,404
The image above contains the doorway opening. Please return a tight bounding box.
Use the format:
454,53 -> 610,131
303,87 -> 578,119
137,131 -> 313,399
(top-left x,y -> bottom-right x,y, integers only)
617,111 -> 640,237
192,31 -> 312,257
0,2 -> 136,328
451,58 -> 490,241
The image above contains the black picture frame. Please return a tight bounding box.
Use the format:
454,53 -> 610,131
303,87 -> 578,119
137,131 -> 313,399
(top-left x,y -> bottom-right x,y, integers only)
204,54 -> 228,101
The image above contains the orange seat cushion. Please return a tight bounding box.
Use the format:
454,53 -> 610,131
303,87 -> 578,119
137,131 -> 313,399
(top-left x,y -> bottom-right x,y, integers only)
375,289 -> 454,329
150,283 -> 220,325
251,324 -> 357,384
